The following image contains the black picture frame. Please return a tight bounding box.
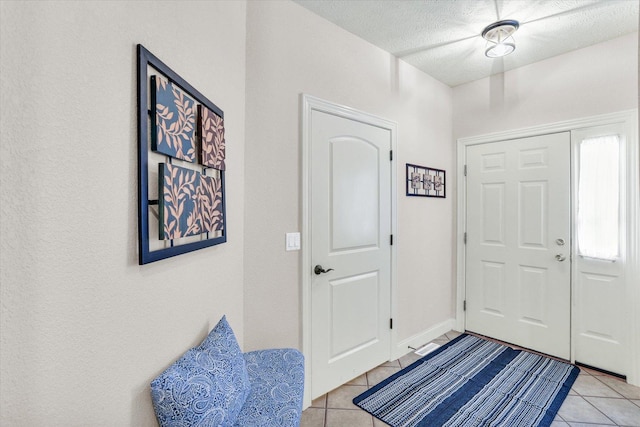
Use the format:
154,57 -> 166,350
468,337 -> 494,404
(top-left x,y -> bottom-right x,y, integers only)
406,163 -> 445,198
137,44 -> 227,264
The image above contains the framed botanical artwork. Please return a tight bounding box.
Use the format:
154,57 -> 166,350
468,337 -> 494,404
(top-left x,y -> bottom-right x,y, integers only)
137,44 -> 227,264
406,163 -> 446,198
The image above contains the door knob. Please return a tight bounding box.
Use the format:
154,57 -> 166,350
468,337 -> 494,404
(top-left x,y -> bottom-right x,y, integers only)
555,254 -> 566,262
314,265 -> 334,275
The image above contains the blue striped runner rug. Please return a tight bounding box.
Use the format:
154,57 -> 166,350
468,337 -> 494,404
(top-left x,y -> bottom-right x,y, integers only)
353,334 -> 579,427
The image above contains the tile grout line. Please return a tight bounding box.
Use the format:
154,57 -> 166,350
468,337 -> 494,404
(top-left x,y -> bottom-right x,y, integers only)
323,394 -> 328,427
569,370 -> 614,425
323,404 -> 327,427
592,372 -> 631,400
366,371 -> 373,427
573,388 -> 620,426
574,367 -> 640,426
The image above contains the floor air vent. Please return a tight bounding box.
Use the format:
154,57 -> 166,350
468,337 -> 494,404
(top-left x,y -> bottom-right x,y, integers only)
414,343 -> 441,356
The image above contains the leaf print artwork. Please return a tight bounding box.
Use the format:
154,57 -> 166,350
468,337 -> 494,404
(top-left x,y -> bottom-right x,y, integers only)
138,46 -> 228,264
198,105 -> 226,170
151,76 -> 196,162
159,163 -> 202,240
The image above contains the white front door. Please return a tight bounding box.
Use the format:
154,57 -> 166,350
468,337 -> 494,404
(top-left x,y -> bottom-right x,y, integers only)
310,108 -> 392,398
465,132 -> 571,359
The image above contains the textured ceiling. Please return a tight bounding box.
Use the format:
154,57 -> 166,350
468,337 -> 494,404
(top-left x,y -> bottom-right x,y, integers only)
294,0 -> 639,87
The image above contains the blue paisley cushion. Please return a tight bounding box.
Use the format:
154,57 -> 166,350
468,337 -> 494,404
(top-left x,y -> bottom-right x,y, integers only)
151,316 -> 251,427
233,349 -> 305,427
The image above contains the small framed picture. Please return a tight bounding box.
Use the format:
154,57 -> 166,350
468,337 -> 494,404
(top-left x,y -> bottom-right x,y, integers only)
411,171 -> 421,189
406,163 -> 445,198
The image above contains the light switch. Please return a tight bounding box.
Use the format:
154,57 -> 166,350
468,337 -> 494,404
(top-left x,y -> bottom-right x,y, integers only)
285,232 -> 301,251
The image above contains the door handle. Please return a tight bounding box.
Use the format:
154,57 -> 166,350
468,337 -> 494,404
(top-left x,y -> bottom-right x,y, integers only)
314,265 -> 334,275
555,254 -> 566,262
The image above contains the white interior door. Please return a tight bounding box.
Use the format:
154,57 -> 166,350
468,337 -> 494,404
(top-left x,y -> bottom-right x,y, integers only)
310,109 -> 392,398
465,132 -> 571,359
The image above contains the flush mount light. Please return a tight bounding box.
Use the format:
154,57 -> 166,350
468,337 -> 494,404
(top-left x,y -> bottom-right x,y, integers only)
482,19 -> 519,58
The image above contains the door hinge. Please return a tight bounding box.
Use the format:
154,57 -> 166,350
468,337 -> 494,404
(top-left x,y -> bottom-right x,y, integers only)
390,234 -> 393,245
463,232 -> 467,244
463,300 -> 467,311
464,165 -> 467,176
390,318 -> 393,329
390,150 -> 393,161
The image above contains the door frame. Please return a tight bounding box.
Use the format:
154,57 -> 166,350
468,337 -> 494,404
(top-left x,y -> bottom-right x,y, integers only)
301,94 -> 398,408
456,109 -> 639,386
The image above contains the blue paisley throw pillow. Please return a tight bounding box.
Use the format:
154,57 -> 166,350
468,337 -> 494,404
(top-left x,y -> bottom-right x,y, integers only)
151,316 -> 251,427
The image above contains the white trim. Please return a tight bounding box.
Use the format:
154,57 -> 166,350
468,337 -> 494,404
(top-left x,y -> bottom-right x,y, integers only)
393,318 -> 455,360
456,110 -> 636,146
624,111 -> 639,387
456,109 -> 639,386
455,135 -> 467,332
301,94 -> 398,408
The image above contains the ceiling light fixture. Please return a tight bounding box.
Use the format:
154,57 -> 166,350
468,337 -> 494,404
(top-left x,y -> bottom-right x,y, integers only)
481,19 -> 519,58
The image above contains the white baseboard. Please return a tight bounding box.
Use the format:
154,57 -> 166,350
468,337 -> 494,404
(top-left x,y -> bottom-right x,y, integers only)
392,318 -> 456,360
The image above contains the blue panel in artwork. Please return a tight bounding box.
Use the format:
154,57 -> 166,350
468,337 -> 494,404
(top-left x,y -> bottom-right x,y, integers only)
151,76 -> 196,162
159,163 -> 202,240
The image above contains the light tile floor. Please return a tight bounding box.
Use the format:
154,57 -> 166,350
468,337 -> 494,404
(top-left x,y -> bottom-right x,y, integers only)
301,331 -> 640,427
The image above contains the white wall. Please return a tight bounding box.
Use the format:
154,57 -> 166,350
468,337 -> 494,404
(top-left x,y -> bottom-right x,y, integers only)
243,1 -> 454,353
453,32 -> 638,139
0,1 -> 246,425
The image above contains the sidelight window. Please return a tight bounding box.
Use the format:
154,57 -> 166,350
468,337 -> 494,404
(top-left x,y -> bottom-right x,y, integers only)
577,135 -> 620,260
